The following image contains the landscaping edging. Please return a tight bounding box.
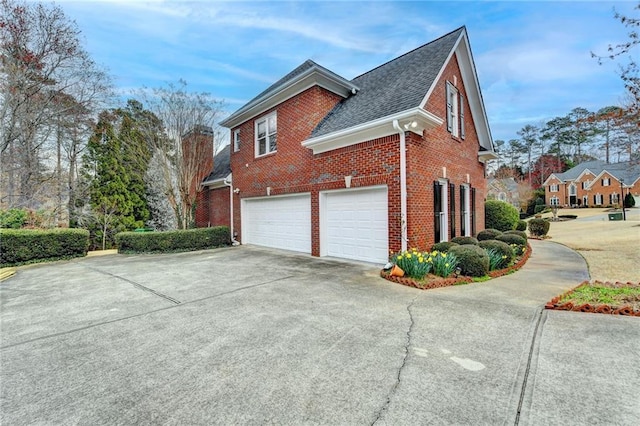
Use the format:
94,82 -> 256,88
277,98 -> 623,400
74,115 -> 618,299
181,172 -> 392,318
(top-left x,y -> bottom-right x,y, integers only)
545,281 -> 640,316
381,243 -> 532,290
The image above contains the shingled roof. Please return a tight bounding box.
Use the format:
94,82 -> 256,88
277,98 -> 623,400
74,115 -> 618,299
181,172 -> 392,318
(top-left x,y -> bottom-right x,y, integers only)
549,160 -> 640,186
202,144 -> 231,185
312,27 -> 464,137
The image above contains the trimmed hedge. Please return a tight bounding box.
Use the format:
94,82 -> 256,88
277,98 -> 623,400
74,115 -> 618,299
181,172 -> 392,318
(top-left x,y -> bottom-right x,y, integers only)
504,230 -> 527,240
116,226 -> 231,253
516,220 -> 527,231
431,241 -> 459,252
476,228 -> 502,241
485,200 -> 520,231
529,218 -> 550,237
496,233 -> 527,249
0,228 -> 90,266
448,244 -> 489,277
450,236 -> 479,245
478,240 -> 514,268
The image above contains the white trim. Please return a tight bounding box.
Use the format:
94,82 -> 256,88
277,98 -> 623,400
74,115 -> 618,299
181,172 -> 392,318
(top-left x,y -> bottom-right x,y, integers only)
233,129 -> 240,152
461,183 -> 471,237
255,111 -> 277,157
438,178 -> 449,242
302,108 -> 442,155
202,173 -> 232,189
543,173 -> 562,186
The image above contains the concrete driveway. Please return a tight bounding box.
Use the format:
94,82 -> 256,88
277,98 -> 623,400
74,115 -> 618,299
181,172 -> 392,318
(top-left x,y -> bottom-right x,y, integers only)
1,242 -> 638,425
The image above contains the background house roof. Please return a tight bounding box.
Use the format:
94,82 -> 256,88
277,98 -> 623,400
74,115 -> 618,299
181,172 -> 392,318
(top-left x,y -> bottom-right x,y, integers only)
551,160 -> 640,185
311,27 -> 464,138
202,144 -> 231,185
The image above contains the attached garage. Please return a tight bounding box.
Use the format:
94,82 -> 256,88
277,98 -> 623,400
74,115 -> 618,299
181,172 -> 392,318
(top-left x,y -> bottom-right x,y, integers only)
320,186 -> 388,264
242,193 -> 311,253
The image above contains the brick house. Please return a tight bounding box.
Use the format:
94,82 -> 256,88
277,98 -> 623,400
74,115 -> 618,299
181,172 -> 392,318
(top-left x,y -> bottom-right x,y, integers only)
197,27 -> 497,264
487,177 -> 521,210
543,160 -> 640,207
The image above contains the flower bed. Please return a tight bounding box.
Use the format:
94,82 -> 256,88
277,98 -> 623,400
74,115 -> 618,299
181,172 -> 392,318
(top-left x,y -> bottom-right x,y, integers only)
381,243 -> 532,290
545,281 -> 640,316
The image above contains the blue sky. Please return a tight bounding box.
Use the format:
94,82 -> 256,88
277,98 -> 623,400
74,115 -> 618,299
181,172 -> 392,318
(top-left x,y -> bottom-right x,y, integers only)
58,0 -> 637,143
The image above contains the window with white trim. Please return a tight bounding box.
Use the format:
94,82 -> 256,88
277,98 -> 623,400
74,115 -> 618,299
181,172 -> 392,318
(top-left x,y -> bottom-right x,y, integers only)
610,193 -> 619,204
594,193 -> 603,205
569,184 -> 577,196
446,82 -> 464,139
233,129 -> 240,152
602,177 -> 610,186
549,184 -> 559,192
550,196 -> 559,206
255,112 -> 277,156
582,180 -> 590,190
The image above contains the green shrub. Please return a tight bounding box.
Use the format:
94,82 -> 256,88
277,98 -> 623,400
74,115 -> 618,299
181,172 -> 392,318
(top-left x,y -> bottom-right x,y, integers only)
448,245 -> 489,277
450,236 -> 479,245
624,193 -> 635,208
0,208 -> 28,229
496,233 -> 527,251
534,205 -> 547,214
478,240 -> 513,268
430,241 -> 459,252
504,230 -> 527,240
116,226 -> 231,253
0,228 -> 90,266
476,228 -> 502,241
485,200 -> 520,231
516,220 -> 527,231
528,218 -> 550,237
390,249 -> 432,279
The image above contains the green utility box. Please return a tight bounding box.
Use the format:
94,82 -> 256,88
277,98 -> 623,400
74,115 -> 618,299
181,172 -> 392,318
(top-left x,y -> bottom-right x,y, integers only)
608,212 -> 623,221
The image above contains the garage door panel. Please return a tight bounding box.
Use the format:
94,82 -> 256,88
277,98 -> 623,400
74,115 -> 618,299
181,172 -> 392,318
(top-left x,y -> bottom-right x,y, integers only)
323,187 -> 388,264
243,194 -> 311,253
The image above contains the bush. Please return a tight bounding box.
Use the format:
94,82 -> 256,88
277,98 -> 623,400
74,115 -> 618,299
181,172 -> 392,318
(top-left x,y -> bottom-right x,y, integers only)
450,236 -> 479,245
116,226 -> 231,253
504,230 -> 527,240
0,228 -> 90,266
485,200 -> 520,232
478,240 -> 514,268
534,205 -> 547,214
476,228 -> 502,241
516,220 -> 527,231
496,233 -> 527,250
528,218 -> 550,237
448,245 -> 489,277
0,208 -> 28,229
431,241 -> 459,252
624,193 -> 636,208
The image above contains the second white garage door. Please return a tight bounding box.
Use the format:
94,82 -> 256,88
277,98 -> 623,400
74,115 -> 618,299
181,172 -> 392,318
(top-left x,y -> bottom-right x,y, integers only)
242,193 -> 311,253
321,186 -> 388,264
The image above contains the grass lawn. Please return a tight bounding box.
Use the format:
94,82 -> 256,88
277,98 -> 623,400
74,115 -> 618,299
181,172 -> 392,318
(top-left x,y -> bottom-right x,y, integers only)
559,281 -> 640,311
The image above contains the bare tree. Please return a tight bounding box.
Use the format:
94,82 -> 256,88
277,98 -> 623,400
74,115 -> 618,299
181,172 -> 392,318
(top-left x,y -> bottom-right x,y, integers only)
136,80 -> 225,229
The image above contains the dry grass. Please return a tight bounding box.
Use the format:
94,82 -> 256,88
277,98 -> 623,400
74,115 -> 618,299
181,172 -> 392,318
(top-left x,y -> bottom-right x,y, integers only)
535,207 -> 640,283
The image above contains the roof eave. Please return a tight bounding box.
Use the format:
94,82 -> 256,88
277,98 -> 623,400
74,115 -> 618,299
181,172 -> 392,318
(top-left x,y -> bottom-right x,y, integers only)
478,150 -> 499,163
302,108 -> 442,155
202,173 -> 232,189
220,67 -> 358,129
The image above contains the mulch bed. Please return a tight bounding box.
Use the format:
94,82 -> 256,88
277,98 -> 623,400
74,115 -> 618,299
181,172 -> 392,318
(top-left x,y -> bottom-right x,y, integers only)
380,243 -> 532,290
545,281 -> 640,316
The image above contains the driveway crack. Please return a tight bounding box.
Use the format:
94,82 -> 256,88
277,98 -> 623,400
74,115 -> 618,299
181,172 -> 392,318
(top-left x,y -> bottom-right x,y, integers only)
371,296 -> 417,425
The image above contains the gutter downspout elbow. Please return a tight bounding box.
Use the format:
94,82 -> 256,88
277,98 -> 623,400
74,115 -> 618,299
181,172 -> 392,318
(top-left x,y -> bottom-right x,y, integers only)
392,120 -> 408,252
223,176 -> 240,246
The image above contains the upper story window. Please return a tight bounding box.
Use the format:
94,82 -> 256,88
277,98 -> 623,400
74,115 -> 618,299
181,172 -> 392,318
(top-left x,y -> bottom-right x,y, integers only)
549,184 -> 559,192
582,180 -> 590,190
233,129 -> 240,152
602,177 -> 610,186
255,112 -> 277,157
446,82 -> 465,140
568,184 -> 577,196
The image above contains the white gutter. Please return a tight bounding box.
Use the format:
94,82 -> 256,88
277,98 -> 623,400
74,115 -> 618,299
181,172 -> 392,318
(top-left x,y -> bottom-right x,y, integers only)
392,119 -> 408,252
223,176 -> 240,246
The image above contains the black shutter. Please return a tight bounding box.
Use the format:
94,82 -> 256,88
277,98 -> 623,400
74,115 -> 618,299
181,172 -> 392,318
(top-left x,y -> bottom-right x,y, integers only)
450,183 -> 456,239
446,83 -> 453,133
434,181 -> 442,243
471,187 -> 477,236
460,185 -> 466,237
460,94 -> 465,139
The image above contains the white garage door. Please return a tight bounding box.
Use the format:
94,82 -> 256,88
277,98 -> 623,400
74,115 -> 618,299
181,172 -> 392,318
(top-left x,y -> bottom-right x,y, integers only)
322,187 -> 388,264
242,194 -> 311,253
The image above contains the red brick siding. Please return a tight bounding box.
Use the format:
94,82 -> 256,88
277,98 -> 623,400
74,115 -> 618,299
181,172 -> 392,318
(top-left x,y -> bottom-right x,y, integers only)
196,186 -> 231,227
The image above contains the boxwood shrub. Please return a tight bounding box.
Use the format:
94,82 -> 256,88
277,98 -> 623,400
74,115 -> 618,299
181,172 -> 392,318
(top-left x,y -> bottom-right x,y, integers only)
478,240 -> 513,269
476,228 -> 502,241
0,228 -> 90,266
116,226 -> 231,253
504,230 -> 527,240
448,244 -> 489,277
516,220 -> 527,231
450,236 -> 479,245
495,234 -> 527,253
431,241 -> 459,252
485,200 -> 520,231
528,218 -> 550,237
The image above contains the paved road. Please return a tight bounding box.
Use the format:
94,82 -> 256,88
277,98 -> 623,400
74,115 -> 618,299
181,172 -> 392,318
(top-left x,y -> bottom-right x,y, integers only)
1,241 -> 638,425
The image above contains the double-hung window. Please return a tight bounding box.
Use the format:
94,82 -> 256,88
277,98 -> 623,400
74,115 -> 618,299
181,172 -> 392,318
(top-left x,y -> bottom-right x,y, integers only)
549,184 -> 559,192
446,82 -> 465,139
602,177 -> 610,187
233,129 -> 240,152
255,112 -> 277,156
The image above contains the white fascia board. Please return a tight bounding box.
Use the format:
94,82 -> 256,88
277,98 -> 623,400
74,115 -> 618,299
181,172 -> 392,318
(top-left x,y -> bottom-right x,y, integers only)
543,173 -> 561,186
202,173 -> 232,189
478,150 -> 499,163
420,29 -> 494,154
575,168 -> 596,182
302,108 -> 443,155
220,68 -> 358,129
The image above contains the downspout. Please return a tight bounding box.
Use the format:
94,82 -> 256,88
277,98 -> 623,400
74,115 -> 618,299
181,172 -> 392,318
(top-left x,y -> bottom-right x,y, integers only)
223,176 -> 240,246
392,120 -> 408,252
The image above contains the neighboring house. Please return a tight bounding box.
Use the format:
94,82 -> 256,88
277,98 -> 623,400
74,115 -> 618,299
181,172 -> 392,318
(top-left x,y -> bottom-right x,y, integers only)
543,160 -> 640,207
197,26 -> 497,264
487,177 -> 520,209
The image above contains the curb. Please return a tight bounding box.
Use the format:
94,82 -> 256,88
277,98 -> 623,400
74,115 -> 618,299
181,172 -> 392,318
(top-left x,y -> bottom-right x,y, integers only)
0,268 -> 16,281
